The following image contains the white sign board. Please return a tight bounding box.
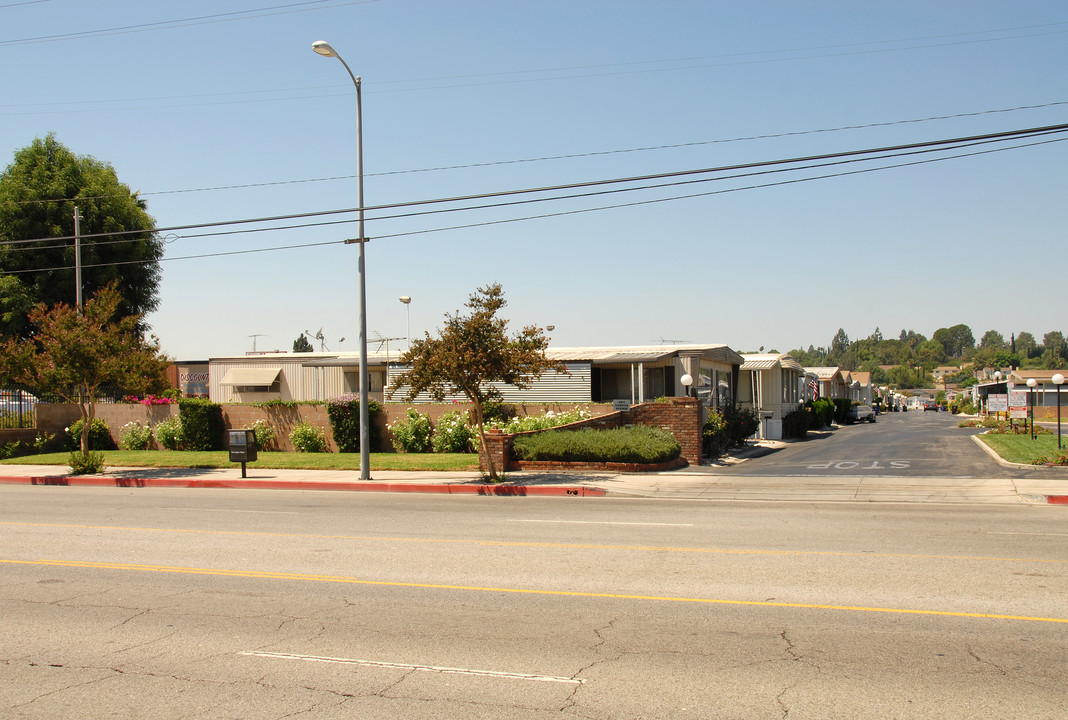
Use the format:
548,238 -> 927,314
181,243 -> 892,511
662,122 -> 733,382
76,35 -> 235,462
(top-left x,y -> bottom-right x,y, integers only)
1008,390 -> 1028,419
987,394 -> 1008,412
612,399 -> 631,412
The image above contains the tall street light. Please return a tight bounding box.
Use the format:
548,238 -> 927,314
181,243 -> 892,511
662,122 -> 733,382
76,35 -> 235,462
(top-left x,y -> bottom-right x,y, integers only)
1026,377 -> 1037,440
398,296 -> 411,350
1053,373 -> 1064,450
313,40 -> 370,480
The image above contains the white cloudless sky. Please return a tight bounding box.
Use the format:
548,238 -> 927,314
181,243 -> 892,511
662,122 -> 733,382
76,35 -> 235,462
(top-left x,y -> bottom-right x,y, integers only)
2,0 -> 1066,359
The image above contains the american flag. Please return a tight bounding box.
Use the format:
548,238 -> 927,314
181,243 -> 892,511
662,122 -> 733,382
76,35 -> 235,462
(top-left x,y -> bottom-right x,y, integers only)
808,379 -> 819,401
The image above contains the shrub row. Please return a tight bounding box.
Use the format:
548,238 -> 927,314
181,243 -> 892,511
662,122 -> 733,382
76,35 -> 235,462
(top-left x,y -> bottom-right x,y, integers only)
702,404 -> 761,456
512,426 -> 681,465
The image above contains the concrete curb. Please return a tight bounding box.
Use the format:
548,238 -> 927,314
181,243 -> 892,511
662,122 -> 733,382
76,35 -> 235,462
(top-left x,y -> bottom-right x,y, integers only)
0,474 -> 605,497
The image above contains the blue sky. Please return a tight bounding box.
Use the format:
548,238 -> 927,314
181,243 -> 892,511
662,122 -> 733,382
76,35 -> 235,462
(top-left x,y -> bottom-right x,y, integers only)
2,1 -> 1066,359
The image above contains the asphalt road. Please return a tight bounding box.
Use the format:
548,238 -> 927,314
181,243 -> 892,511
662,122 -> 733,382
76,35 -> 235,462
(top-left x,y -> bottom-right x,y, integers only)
1,486 -> 1065,719
723,410 -> 1065,480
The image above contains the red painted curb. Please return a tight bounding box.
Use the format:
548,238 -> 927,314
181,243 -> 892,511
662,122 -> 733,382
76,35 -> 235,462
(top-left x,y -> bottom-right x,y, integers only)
1048,495 -> 1068,505
0,475 -> 605,497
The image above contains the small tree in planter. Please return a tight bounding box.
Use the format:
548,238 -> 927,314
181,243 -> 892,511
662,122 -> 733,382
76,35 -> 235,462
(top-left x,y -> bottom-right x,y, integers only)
389,284 -> 563,480
0,283 -> 170,473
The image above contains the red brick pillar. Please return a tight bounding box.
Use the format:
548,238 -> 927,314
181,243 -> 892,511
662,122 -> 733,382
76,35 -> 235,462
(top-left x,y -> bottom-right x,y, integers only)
674,397 -> 702,466
479,429 -> 514,474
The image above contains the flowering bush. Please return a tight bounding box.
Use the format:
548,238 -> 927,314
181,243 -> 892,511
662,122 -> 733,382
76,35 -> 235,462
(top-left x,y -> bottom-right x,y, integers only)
247,419 -> 276,451
153,416 -> 183,450
123,394 -> 174,406
1033,451 -> 1068,466
388,408 -> 433,453
432,409 -> 476,453
290,421 -> 327,453
118,421 -> 154,450
485,407 -> 592,433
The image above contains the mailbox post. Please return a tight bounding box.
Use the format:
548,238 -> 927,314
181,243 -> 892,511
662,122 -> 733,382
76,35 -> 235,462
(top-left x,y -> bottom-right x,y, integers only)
228,429 -> 258,478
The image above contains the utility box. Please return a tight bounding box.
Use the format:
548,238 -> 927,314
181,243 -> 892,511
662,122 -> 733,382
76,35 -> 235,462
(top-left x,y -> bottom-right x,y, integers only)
228,429 -> 258,464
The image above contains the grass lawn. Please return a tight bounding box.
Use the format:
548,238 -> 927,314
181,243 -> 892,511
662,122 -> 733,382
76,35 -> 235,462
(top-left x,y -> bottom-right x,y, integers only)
0,450 -> 480,472
978,432 -> 1066,465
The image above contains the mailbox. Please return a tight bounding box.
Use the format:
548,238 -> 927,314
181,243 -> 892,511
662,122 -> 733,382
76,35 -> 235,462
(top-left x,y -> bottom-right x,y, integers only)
229,429 -> 258,464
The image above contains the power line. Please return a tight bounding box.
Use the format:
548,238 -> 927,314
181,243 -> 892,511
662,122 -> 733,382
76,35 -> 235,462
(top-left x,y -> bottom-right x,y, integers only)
5,100 -> 1067,208
3,121 -> 1065,249
23,134 -> 1068,273
1,131 -> 1064,274
0,1 -> 378,47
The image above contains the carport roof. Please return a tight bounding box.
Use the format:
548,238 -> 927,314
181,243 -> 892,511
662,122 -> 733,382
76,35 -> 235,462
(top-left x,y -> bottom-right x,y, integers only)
740,353 -> 804,372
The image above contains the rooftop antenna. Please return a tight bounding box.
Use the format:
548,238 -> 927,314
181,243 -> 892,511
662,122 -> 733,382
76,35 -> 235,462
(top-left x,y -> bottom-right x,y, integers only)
248,334 -> 266,352
371,330 -> 405,353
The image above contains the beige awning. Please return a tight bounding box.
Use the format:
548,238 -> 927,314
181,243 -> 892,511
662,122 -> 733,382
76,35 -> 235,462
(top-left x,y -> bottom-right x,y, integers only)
219,367 -> 282,386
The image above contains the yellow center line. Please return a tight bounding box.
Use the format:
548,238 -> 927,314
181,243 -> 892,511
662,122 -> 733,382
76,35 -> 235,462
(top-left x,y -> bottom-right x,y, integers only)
1,521 -> 1062,564
3,557 -> 1066,625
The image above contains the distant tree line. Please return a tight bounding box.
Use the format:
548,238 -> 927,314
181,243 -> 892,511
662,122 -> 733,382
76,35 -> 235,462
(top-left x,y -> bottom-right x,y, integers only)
789,325 -> 1067,388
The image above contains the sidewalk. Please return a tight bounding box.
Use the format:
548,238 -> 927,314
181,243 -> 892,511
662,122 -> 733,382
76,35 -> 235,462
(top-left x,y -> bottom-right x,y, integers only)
1,455 -> 1065,504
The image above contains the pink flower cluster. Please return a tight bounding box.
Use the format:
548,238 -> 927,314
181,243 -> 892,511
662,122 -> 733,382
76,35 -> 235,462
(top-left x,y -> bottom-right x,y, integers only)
124,394 -> 174,406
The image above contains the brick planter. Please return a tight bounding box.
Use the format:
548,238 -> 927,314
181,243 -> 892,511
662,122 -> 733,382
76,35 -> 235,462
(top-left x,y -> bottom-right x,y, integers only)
480,397 -> 700,474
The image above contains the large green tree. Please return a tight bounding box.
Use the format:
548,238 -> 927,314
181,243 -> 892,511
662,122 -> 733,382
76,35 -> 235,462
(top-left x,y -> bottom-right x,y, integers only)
978,329 -> 1006,350
1042,331 -> 1067,369
0,134 -> 164,338
932,324 -> 975,358
389,284 -> 563,480
1014,331 -> 1038,359
0,283 -> 170,461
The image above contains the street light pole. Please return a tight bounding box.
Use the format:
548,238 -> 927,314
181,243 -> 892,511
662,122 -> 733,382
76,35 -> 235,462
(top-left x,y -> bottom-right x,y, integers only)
1026,377 -> 1037,440
313,40 -> 370,480
1053,373 -> 1064,450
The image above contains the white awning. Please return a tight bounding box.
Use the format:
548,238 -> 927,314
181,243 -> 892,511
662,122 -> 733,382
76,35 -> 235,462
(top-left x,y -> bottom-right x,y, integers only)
219,367 -> 282,386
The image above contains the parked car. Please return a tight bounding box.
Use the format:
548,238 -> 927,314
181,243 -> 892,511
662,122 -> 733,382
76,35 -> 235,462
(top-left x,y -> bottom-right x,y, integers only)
922,400 -> 939,412
846,404 -> 876,424
0,390 -> 37,414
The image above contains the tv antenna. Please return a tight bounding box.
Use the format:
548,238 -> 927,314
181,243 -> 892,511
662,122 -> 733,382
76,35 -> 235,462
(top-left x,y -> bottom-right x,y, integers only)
371,330 -> 405,353
303,328 -> 332,351
248,334 -> 267,352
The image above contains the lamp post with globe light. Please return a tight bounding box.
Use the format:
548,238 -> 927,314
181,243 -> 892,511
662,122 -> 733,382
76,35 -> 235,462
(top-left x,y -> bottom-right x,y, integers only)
1026,377 -> 1038,440
1054,373 -> 1064,450
312,40 -> 370,480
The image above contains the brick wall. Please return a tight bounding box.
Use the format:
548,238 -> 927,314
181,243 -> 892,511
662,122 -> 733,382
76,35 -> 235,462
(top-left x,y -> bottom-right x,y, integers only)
479,397 -> 702,473
31,401 -> 616,454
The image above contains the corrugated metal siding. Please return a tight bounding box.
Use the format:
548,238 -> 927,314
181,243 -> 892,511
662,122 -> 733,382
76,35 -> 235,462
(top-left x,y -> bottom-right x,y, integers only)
385,362 -> 591,404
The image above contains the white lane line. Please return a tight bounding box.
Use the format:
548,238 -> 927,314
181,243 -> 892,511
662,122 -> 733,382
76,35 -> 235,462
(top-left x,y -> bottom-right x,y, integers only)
985,532 -> 1068,537
161,508 -> 299,515
241,651 -> 584,685
508,519 -> 692,527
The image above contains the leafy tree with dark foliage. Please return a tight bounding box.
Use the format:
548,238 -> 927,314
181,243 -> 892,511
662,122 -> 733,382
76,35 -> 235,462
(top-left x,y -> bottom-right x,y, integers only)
0,134 -> 164,338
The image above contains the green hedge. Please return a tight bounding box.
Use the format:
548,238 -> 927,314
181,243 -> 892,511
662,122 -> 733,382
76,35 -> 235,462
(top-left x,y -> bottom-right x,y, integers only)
806,398 -> 835,429
327,397 -> 383,453
178,398 -> 224,451
782,408 -> 810,438
511,426 -> 680,464
832,398 -> 852,425
66,417 -> 116,451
